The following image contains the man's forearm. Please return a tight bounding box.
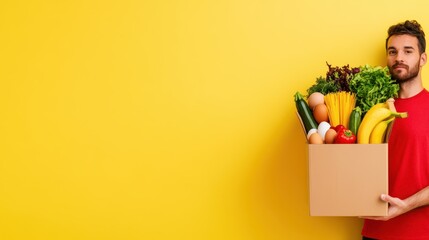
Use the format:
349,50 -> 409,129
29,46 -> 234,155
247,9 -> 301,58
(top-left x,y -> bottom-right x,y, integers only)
405,185 -> 429,211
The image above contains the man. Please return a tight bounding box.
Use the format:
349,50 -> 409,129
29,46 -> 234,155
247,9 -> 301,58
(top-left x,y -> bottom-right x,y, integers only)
361,20 -> 429,240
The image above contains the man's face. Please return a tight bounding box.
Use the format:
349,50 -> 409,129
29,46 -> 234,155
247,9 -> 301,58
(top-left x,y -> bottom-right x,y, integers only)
386,34 -> 425,83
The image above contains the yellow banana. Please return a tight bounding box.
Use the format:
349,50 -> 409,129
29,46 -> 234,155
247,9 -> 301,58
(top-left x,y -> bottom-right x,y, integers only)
369,102 -> 388,111
357,106 -> 407,144
369,117 -> 395,144
358,108 -> 392,144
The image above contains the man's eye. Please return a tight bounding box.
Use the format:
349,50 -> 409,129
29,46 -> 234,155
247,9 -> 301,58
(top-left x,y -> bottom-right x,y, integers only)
388,51 -> 397,55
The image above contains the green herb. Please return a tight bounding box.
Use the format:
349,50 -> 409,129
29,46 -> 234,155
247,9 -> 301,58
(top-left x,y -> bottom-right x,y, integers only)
349,65 -> 399,115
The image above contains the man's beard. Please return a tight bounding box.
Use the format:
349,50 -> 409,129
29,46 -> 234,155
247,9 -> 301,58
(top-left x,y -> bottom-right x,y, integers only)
389,61 -> 420,83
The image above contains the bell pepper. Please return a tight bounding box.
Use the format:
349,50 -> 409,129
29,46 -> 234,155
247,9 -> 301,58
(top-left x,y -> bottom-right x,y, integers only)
334,124 -> 346,133
335,129 -> 356,144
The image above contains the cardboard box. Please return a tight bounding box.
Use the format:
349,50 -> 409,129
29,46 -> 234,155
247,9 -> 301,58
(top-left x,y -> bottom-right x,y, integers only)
296,109 -> 390,216
308,143 -> 388,216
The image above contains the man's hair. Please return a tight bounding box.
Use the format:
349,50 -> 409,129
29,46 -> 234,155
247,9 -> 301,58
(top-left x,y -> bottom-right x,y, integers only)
386,20 -> 426,54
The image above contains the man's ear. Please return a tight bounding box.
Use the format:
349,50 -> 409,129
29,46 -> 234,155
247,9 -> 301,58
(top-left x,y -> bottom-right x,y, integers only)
420,52 -> 427,67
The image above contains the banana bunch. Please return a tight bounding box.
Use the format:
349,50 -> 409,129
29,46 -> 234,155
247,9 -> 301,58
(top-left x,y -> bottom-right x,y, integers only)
357,102 -> 408,144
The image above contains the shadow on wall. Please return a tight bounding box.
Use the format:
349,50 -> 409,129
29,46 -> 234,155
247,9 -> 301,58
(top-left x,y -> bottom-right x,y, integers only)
240,106 -> 363,239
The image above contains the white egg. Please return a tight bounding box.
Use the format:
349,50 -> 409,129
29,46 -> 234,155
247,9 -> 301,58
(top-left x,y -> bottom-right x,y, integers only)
317,121 -> 331,140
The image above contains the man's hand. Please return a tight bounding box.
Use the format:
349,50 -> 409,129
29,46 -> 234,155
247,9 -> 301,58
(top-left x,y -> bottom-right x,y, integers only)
361,194 -> 410,221
361,186 -> 429,220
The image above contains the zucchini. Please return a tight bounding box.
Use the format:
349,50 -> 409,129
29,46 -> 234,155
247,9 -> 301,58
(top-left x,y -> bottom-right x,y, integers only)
349,106 -> 362,136
294,92 -> 318,133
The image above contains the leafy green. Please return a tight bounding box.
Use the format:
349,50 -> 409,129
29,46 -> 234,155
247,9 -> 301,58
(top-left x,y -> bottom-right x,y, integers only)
325,63 -> 360,92
306,62 -> 360,97
306,76 -> 339,97
349,65 -> 399,114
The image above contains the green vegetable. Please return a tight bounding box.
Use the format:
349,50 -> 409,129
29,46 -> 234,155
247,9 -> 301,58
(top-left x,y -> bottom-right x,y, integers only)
306,76 -> 339,96
306,62 -> 360,97
294,91 -> 318,133
349,107 -> 362,136
349,65 -> 399,115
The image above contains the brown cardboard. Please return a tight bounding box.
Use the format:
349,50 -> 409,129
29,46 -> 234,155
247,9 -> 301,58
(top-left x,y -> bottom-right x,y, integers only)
296,100 -> 393,216
308,144 -> 388,216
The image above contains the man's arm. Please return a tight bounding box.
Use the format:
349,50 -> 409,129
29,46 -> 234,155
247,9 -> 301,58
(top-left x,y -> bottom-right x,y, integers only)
364,186 -> 429,221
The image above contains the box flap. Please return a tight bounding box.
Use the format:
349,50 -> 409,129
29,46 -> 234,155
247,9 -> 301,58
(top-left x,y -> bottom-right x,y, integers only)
296,111 -> 309,143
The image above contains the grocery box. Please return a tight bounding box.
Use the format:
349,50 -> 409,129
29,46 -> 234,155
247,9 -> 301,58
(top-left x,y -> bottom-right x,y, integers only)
308,143 -> 388,216
294,64 -> 398,216
296,111 -> 389,216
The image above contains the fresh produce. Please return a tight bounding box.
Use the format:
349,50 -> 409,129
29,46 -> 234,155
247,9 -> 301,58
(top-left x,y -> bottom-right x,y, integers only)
367,102 -> 388,112
325,63 -> 360,92
307,62 -> 360,96
335,129 -> 356,144
369,117 -> 395,144
308,92 -> 325,110
348,107 -> 362,136
369,98 -> 396,144
295,92 -> 318,133
306,76 -> 339,96
334,124 -> 346,133
357,103 -> 407,144
298,63 -> 404,145
309,132 -> 324,144
324,91 -> 356,128
313,103 -> 329,123
349,65 -> 400,115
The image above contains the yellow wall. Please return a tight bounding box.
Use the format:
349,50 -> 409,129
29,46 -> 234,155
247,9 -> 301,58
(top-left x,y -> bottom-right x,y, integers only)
1,1 -> 429,239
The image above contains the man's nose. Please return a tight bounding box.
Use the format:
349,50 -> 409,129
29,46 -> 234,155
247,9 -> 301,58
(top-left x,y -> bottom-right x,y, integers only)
395,51 -> 405,62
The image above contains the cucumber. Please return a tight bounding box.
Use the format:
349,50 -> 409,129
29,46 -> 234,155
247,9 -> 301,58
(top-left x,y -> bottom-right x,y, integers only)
294,92 -> 318,133
349,106 -> 362,136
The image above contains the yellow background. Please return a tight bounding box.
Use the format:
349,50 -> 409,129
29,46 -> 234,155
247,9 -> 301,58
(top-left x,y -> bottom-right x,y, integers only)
1,1 -> 429,239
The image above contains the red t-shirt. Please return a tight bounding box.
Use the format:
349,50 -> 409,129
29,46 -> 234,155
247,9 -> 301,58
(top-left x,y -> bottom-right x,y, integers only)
362,89 -> 429,239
